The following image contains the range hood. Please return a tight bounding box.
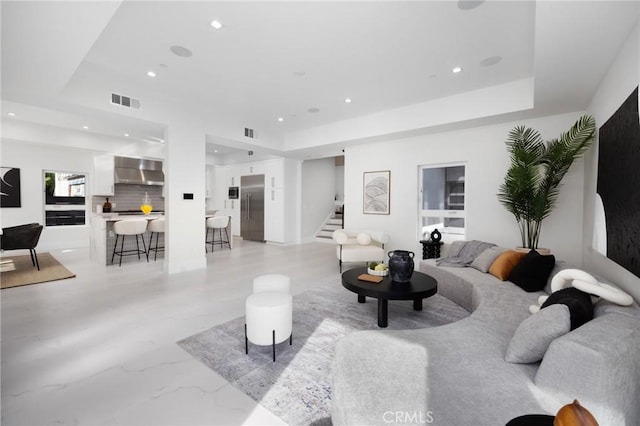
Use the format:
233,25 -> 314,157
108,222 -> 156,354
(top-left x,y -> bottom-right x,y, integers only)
114,156 -> 164,186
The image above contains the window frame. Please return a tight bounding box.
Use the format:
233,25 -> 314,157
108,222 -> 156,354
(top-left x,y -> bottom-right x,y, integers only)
418,162 -> 466,243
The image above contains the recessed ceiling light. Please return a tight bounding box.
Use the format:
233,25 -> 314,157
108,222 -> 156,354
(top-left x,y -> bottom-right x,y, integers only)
210,20 -> 223,30
7,112 -> 16,116
170,45 -> 192,58
147,71 -> 156,77
124,133 -> 130,137
344,98 -> 352,103
83,125 -> 89,130
277,117 -> 284,122
214,149 -> 218,153
452,66 -> 463,73
458,0 -> 485,10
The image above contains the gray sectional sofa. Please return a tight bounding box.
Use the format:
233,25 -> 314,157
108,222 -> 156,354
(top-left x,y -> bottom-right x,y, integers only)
331,252 -> 640,425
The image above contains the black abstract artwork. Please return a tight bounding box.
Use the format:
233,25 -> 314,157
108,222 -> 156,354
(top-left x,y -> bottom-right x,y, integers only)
597,87 -> 640,278
0,167 -> 21,208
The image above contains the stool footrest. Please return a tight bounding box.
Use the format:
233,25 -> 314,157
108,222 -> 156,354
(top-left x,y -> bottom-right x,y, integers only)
244,324 -> 292,362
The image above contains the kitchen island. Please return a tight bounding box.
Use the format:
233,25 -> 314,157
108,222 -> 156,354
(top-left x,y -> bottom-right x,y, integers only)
90,213 -> 164,265
90,213 -> 232,266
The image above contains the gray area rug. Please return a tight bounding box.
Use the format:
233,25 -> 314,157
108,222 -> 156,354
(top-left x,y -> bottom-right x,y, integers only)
178,280 -> 469,425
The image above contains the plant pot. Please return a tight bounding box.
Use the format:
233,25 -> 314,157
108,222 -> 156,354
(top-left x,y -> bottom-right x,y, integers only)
515,247 -> 551,255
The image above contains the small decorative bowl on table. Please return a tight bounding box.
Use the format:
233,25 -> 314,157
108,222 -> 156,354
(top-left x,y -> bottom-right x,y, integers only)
367,262 -> 389,276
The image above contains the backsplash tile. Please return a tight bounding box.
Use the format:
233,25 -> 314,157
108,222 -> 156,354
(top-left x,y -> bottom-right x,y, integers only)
92,185 -> 164,212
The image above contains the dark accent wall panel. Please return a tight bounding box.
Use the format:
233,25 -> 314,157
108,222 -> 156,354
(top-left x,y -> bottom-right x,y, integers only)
597,86 -> 640,278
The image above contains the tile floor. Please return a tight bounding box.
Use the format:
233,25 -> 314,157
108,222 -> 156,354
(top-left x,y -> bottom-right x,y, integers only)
1,239 -> 340,425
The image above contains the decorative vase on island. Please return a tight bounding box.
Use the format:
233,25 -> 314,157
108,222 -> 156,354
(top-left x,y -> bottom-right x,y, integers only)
388,250 -> 415,283
141,192 -> 153,215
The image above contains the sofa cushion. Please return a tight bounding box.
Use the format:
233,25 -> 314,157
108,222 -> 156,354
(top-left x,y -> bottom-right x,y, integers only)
489,250 -> 526,280
508,249 -> 556,292
471,246 -> 508,273
541,287 -> 593,330
505,304 -> 571,364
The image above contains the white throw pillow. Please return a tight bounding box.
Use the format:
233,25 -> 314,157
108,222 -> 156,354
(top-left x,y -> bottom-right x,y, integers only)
357,232 -> 372,246
332,230 -> 349,245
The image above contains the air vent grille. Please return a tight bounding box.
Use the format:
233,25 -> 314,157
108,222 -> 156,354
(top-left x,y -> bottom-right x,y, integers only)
244,127 -> 256,139
111,93 -> 140,109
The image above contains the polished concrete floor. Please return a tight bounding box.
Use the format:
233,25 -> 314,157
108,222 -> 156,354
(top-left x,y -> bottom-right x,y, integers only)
1,239 -> 339,425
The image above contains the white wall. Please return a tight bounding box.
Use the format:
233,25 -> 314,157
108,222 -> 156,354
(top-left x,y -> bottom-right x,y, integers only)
0,139 -> 93,250
301,158 -> 336,241
344,111 -> 586,266
335,165 -> 344,203
584,21 -> 640,302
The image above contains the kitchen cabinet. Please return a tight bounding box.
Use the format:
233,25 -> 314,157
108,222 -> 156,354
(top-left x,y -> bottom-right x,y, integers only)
264,187 -> 285,242
93,154 -> 114,195
89,215 -> 107,264
264,158 -> 299,243
212,158 -> 299,241
266,158 -> 285,189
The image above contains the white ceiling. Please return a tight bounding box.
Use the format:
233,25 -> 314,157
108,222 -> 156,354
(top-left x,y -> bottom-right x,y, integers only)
1,1 -> 638,160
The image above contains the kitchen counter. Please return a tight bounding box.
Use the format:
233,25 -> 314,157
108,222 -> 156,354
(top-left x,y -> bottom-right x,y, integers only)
100,213 -> 164,221
90,213 -> 164,265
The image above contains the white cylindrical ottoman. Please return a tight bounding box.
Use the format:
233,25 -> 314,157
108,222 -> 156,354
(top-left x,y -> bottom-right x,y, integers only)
253,274 -> 291,294
245,291 -> 293,362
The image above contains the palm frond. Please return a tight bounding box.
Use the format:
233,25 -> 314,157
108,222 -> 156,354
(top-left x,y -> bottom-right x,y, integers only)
497,115 -> 596,248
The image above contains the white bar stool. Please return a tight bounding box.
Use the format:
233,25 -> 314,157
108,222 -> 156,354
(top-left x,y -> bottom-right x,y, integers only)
245,291 -> 293,362
111,219 -> 149,266
253,274 -> 291,293
147,218 -> 165,261
206,215 -> 230,252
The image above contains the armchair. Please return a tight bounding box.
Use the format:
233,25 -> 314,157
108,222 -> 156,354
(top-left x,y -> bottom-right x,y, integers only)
1,223 -> 44,270
332,229 -> 389,272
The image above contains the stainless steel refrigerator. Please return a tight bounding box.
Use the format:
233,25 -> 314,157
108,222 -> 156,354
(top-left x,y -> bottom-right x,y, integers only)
240,175 -> 265,242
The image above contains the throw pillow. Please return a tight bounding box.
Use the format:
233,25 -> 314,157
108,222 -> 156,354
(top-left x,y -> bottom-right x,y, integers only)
333,229 -> 349,245
356,232 -> 372,246
541,287 -> 594,330
488,250 -> 526,281
471,246 -> 508,273
508,249 -> 556,292
505,304 -> 571,364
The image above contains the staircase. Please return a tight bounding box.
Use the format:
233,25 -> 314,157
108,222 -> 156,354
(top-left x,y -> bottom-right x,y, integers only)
315,212 -> 343,242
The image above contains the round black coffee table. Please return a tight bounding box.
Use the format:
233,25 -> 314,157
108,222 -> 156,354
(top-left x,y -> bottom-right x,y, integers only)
341,267 -> 438,328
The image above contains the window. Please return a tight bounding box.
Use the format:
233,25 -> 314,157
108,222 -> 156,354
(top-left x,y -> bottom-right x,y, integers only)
419,164 -> 465,242
44,170 -> 86,226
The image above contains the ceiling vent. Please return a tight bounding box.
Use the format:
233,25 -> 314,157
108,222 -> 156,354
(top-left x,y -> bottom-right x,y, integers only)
111,93 -> 141,109
244,127 -> 256,139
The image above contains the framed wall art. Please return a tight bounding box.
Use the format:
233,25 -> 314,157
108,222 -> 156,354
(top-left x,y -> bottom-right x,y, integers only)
363,170 -> 390,215
0,167 -> 21,208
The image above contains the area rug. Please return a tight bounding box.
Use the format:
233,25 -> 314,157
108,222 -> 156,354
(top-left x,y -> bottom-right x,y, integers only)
178,281 -> 469,425
0,253 -> 76,289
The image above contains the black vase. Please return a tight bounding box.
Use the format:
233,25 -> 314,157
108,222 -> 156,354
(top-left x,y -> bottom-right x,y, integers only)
388,250 -> 415,283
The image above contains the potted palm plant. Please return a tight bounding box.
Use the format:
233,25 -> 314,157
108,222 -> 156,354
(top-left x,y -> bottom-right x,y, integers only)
497,115 -> 596,251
